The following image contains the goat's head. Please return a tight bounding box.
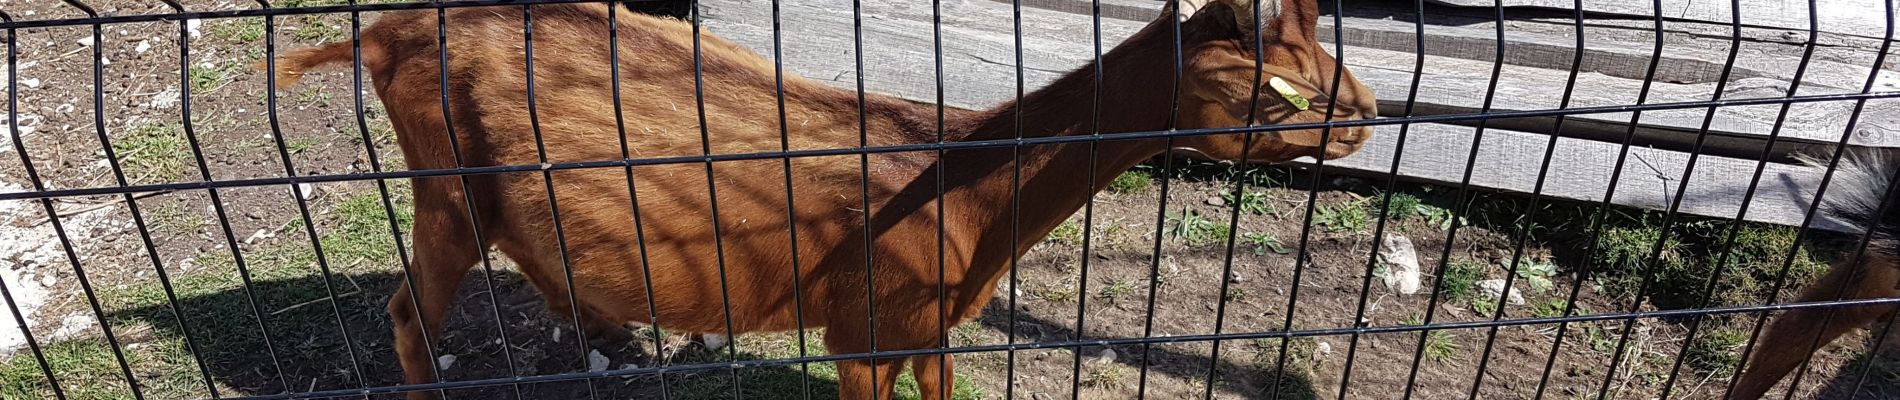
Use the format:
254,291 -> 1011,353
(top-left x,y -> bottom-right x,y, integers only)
1171,0 -> 1377,163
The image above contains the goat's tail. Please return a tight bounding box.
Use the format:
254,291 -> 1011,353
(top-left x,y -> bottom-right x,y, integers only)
1801,149 -> 1900,256
251,40 -> 375,88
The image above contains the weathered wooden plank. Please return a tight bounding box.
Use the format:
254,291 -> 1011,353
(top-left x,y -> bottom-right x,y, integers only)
1294,122 -> 1854,232
701,0 -> 1900,153
1421,0 -> 1899,40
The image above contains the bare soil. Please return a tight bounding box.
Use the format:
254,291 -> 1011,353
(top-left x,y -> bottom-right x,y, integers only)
2,2 -> 1898,400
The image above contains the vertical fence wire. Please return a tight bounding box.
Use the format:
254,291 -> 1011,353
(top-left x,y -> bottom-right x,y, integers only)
1131,3 -> 1186,397
0,9 -> 70,400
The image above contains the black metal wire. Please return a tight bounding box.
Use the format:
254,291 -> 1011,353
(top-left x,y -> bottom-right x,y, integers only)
5,1 -> 1899,399
765,0 -> 813,398
519,5 -> 607,399
257,0 -> 374,392
1069,0 -> 1106,397
1131,3 -> 1185,398
602,3 -> 674,397
159,0 -> 294,395
216,295 -> 1900,400
1650,0 -> 1808,396
6,89 -> 1899,203
0,9 -> 69,400
1005,0 -> 1026,398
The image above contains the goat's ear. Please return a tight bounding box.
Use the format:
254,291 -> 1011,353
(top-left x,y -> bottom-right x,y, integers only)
1176,0 -> 1279,31
1218,0 -> 1279,32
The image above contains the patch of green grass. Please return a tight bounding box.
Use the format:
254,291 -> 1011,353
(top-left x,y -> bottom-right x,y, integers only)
188,62 -> 242,92
207,19 -> 265,43
148,203 -> 209,235
1588,218 -> 1829,310
1439,258 -> 1487,303
1222,190 -> 1273,216
290,15 -> 347,43
1047,219 -> 1084,246
1222,287 -> 1249,302
1243,231 -> 1291,255
1531,299 -> 1571,318
1096,278 -> 1138,301
0,336 -> 205,399
1373,192 -> 1423,221
1685,327 -> 1747,373
1470,297 -> 1499,317
1079,365 -> 1127,388
285,136 -> 322,155
1403,316 -> 1459,364
113,123 -> 193,183
293,84 -> 333,109
1313,200 -> 1369,233
1032,283 -> 1078,304
1166,207 -> 1229,246
1108,170 -> 1152,194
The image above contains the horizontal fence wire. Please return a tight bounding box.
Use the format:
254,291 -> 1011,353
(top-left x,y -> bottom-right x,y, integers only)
3,0 -> 1898,399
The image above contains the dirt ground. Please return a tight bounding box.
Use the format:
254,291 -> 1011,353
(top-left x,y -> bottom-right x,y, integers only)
3,1 -> 1899,400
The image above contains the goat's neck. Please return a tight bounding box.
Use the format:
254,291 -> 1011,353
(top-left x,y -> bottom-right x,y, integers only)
936,16 -> 1199,278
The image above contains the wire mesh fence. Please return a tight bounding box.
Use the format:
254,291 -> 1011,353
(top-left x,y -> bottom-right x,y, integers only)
1,0 -> 1898,399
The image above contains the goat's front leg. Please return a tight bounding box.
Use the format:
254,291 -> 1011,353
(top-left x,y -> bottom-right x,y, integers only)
389,178 -> 484,400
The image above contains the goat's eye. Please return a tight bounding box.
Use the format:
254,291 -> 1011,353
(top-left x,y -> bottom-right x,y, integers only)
1268,76 -> 1310,111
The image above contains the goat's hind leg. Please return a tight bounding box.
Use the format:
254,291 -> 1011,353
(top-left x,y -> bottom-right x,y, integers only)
1731,254 -> 1900,399
389,177 -> 486,400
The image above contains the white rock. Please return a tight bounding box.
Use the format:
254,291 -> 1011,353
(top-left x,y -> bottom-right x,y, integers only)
76,37 -> 94,47
1225,270 -> 1244,283
187,20 -> 203,38
1094,348 -> 1117,364
1377,234 -> 1422,295
19,78 -> 39,88
700,333 -> 728,351
50,314 -> 97,339
1477,279 -> 1525,306
134,40 -> 151,54
1315,341 -> 1332,355
586,349 -> 610,372
296,182 -> 317,200
436,354 -> 456,370
38,274 -> 54,288
552,327 -> 563,343
244,228 -> 274,245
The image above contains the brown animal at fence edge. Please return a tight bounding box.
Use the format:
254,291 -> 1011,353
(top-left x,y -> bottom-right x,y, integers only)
260,0 -> 1377,398
1730,150 -> 1900,400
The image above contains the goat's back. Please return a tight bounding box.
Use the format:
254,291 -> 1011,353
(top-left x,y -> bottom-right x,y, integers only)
348,4 -> 964,334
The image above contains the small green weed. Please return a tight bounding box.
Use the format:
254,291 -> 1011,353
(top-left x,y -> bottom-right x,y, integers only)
1108,171 -> 1152,194
1222,190 -> 1273,216
1439,258 -> 1487,303
1047,220 -> 1084,246
1243,231 -> 1291,255
1313,201 -> 1369,233
1166,207 -> 1229,246
113,123 -> 192,183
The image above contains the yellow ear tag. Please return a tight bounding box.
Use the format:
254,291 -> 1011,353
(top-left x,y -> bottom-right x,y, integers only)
1269,76 -> 1310,111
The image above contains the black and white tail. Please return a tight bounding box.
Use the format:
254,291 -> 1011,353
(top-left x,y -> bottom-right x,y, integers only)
1801,149 -> 1900,255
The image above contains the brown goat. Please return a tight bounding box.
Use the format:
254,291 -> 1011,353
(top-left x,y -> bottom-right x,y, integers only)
1730,151 -> 1900,399
267,0 -> 1376,398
